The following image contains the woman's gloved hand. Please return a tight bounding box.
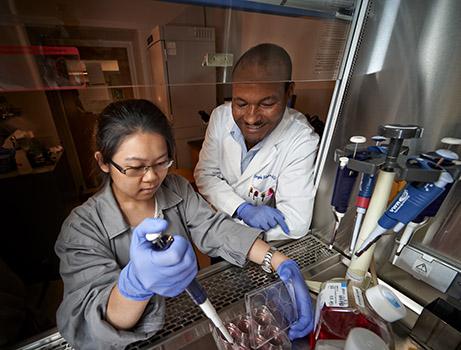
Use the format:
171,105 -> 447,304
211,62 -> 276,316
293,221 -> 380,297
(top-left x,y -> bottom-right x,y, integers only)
118,218 -> 198,301
276,259 -> 314,340
236,203 -> 290,234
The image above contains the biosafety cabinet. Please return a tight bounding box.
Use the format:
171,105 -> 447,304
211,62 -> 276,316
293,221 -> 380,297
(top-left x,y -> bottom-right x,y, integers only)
1,0 -> 460,349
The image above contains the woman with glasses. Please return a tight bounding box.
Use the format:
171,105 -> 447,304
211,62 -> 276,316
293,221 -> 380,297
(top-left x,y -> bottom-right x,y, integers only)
54,99 -> 313,349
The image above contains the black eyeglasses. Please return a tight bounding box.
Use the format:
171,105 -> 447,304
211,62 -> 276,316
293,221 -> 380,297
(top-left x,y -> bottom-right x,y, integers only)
109,159 -> 173,177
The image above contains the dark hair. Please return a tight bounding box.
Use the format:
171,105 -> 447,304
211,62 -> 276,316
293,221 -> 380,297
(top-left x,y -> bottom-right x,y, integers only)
232,43 -> 292,82
95,99 -> 175,163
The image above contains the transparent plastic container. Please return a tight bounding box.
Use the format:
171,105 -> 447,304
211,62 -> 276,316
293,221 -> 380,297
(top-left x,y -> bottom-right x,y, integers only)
310,279 -> 406,350
315,327 -> 390,350
211,279 -> 297,350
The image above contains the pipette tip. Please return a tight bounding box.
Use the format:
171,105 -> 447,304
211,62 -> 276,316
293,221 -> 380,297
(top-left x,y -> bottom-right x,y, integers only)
200,299 -> 233,344
355,242 -> 371,257
219,325 -> 234,344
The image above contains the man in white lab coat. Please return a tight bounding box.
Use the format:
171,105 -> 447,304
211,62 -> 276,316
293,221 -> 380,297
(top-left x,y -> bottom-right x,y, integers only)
194,43 -> 319,241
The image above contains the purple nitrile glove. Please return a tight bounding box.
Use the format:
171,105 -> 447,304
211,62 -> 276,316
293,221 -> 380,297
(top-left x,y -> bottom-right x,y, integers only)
236,203 -> 290,234
118,218 -> 198,301
277,259 -> 314,340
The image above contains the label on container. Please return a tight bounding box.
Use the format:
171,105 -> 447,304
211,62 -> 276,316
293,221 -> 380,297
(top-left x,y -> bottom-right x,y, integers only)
314,282 -> 349,327
352,286 -> 365,308
325,282 -> 348,307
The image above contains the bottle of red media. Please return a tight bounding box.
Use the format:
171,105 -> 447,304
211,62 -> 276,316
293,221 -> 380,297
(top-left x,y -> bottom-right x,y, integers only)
310,279 -> 406,350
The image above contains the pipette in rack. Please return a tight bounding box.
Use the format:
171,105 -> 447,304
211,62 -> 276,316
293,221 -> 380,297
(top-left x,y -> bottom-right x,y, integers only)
355,171 -> 454,257
350,173 -> 376,253
346,124 -> 424,283
392,140 -> 460,263
349,136 -> 385,253
328,136 -> 366,250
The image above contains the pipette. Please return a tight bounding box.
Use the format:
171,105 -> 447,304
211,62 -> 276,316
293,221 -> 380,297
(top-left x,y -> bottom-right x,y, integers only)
392,144 -> 460,263
146,233 -> 234,344
368,135 -> 387,154
350,173 -> 376,253
328,136 -> 366,249
346,124 -> 423,283
392,219 -> 427,262
329,156 -> 351,249
349,136 -> 385,252
355,171 -> 454,256
440,137 -> 461,151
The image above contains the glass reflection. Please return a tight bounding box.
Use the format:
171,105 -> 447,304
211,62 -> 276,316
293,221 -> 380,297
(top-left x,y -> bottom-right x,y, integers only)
0,0 -> 356,347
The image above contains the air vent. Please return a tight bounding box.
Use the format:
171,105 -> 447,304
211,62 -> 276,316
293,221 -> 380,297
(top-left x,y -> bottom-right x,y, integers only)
193,28 -> 213,40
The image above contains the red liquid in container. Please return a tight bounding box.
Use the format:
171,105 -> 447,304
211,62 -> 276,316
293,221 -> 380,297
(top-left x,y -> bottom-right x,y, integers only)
310,279 -> 398,349
317,306 -> 383,339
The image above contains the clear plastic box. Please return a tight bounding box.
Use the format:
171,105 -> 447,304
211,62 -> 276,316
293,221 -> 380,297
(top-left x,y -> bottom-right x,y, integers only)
211,279 -> 297,350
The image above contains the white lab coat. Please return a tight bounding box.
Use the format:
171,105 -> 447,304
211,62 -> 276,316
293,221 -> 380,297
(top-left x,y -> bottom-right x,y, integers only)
194,103 -> 319,241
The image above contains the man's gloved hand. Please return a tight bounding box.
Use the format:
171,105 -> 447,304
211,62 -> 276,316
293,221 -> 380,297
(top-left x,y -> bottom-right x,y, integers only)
276,259 -> 314,340
118,218 -> 198,301
236,203 -> 290,234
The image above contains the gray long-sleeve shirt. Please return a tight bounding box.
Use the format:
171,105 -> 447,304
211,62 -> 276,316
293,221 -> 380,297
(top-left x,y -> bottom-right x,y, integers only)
55,174 -> 262,349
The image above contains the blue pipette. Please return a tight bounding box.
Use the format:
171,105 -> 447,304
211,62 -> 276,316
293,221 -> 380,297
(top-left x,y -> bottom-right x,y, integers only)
147,233 -> 233,343
329,136 -> 368,250
329,136 -> 367,249
329,157 -> 357,249
392,146 -> 459,263
355,171 -> 454,256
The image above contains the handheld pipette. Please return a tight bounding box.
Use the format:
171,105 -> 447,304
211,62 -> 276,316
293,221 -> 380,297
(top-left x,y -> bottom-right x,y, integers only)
393,219 -> 427,261
328,136 -> 366,249
350,173 -> 376,253
349,136 -> 385,252
355,171 -> 454,256
392,145 -> 460,263
346,124 -> 423,283
419,137 -> 461,167
146,233 -> 233,344
368,135 -> 388,154
440,137 -> 461,151
329,156 -> 351,249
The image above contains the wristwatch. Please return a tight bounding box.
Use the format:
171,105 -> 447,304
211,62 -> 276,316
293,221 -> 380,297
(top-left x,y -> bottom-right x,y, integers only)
261,246 -> 278,273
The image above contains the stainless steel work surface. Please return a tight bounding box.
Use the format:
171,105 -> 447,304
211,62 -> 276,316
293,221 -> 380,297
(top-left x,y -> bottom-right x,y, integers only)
128,235 -> 335,350
13,234 -> 334,350
12,235 -> 423,350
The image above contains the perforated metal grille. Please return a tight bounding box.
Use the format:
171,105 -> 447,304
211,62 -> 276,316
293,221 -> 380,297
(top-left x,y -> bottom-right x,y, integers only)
17,235 -> 333,350
130,234 -> 333,349
16,333 -> 72,350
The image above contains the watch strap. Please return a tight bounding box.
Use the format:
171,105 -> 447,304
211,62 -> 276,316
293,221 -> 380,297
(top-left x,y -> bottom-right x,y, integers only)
261,246 -> 277,273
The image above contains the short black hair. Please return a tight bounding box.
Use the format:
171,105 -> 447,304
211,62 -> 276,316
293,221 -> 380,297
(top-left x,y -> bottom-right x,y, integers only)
95,99 -> 175,163
232,43 -> 292,81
